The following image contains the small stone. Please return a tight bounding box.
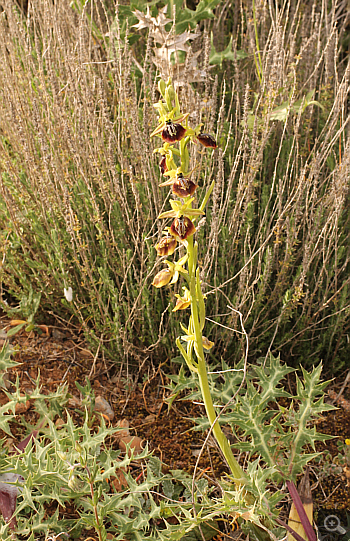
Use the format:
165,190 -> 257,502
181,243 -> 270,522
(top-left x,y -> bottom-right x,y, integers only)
118,436 -> 143,456
68,396 -> 81,408
52,328 -> 66,340
79,348 -> 93,358
94,396 -> 114,421
15,396 -> 31,414
1,372 -> 11,390
116,419 -> 129,439
55,418 -> 65,428
110,467 -> 128,492
3,438 -> 14,452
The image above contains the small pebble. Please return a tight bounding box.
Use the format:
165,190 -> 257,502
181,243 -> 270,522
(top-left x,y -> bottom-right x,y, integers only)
116,418 -> 129,439
52,328 -> 66,340
118,435 -> 143,456
94,396 -> 114,421
110,467 -> 128,492
68,396 -> 81,408
1,372 -> 11,390
15,396 -> 31,414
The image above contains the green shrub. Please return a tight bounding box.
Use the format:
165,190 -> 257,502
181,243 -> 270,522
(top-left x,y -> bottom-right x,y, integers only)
0,0 -> 349,372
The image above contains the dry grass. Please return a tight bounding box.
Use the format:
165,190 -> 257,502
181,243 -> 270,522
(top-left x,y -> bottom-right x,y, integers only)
0,0 -> 349,371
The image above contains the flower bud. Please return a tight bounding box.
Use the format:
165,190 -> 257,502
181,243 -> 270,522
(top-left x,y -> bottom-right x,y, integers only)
68,474 -> 82,492
159,156 -> 168,175
165,88 -> 173,110
152,268 -> 174,288
75,441 -> 82,454
155,236 -> 177,257
166,85 -> 175,101
158,79 -> 166,98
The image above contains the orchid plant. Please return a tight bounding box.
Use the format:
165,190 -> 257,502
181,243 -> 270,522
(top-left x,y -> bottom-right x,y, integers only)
151,78 -> 246,488
150,78 -> 336,541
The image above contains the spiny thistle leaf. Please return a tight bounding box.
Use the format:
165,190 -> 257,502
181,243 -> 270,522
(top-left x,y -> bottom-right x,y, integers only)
252,354 -> 295,406
0,343 -> 19,390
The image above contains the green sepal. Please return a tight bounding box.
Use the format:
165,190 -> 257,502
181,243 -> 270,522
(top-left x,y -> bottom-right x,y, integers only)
186,338 -> 194,365
153,101 -> 167,117
158,79 -> 166,98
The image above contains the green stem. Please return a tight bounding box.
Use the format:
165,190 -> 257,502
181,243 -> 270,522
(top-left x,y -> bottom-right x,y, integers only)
175,103 -> 246,488
86,466 -> 104,541
186,234 -> 246,487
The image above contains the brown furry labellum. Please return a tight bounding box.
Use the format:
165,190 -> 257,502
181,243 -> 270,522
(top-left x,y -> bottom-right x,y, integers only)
172,174 -> 197,198
170,216 -> 196,240
197,133 -> 217,148
155,236 -> 177,256
159,156 -> 168,175
162,120 -> 186,143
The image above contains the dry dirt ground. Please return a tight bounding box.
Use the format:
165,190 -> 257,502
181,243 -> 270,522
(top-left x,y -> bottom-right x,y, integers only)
0,312 -> 349,536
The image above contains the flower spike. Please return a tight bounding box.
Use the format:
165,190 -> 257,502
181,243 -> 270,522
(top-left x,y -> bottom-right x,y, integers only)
149,78 -> 249,495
